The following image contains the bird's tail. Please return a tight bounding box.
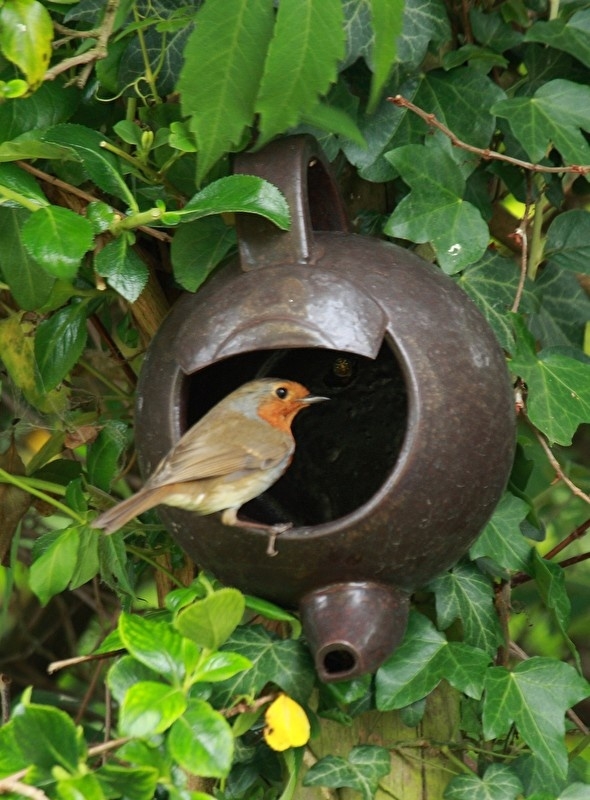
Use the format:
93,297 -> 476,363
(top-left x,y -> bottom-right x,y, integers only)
93,486 -> 168,535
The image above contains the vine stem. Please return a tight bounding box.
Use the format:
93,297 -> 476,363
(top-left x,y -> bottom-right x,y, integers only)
388,96 -> 590,174
0,468 -> 85,524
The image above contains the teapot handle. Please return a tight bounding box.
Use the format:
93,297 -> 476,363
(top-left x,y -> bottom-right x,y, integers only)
234,135 -> 349,271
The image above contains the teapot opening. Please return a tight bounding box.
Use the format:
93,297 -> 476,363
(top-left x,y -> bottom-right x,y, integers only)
322,647 -> 357,678
182,337 -> 408,527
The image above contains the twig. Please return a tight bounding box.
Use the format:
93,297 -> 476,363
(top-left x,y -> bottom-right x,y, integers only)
0,673 -> 11,724
543,518 -> 590,561
0,779 -> 50,799
388,96 -> 590,175
532,427 -> 590,506
510,222 -> 528,313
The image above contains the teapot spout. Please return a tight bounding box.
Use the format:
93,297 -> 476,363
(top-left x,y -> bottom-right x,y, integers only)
299,582 -> 410,682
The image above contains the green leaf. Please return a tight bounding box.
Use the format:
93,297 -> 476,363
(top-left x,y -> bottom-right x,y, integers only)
482,658 -> 590,779
98,532 -> 136,598
444,763 -> 523,800
469,493 -> 533,573
178,0 -> 275,182
12,702 -> 81,773
87,420 -> 129,492
174,588 -> 245,650
375,611 -> 491,709
168,698 -> 234,778
244,594 -> 302,638
120,682 -> 187,737
397,0 -> 451,69
428,562 -> 502,654
509,314 -> 590,445
192,651 -> 252,684
214,625 -> 315,706
0,82 -> 79,144
384,143 -> 489,273
108,656 -> 162,705
0,0 -> 53,88
29,527 -> 80,606
96,764 -> 159,800
0,721 -> 29,777
171,217 -> 236,292
367,0 -> 404,111
69,525 -> 100,589
0,161 -> 49,206
172,175 -> 290,229
0,207 -> 55,310
34,301 -> 88,392
119,612 -> 198,684
56,772 -> 104,800
492,80 -> 590,165
456,251 -> 527,351
525,10 -> 590,70
303,745 -> 391,800
300,100 -> 366,147
528,265 -> 590,349
22,206 -> 94,280
255,0 -> 345,144
43,124 -> 136,207
94,236 -> 149,302
544,209 -> 590,275
531,550 -> 581,672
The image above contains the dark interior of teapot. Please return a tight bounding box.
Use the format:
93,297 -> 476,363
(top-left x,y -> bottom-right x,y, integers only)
183,340 -> 408,527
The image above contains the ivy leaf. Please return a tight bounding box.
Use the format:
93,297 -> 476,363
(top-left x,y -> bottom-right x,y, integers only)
43,124 -> 136,207
255,0 -> 345,145
530,551 -> 581,672
120,682 -> 187,737
469,493 -> 533,573
21,206 -> 94,280
456,250 -> 527,351
168,698 -> 234,778
444,763 -> 523,800
525,10 -> 590,70
492,80 -> 590,165
384,143 -> 489,273
397,0 -> 451,69
29,527 -> 80,606
34,301 -> 88,392
174,588 -> 246,650
376,611 -> 491,709
367,0 -> 404,112
118,612 -> 196,684
94,237 -> 149,302
544,209 -> 590,275
509,314 -> 590,445
303,745 -> 391,800
213,625 -> 315,706
86,420 -> 129,492
0,0 -> 53,88
483,658 -> 590,779
169,175 -> 290,229
178,0 -> 275,182
528,264 -> 590,349
428,562 -> 502,654
171,217 -> 236,293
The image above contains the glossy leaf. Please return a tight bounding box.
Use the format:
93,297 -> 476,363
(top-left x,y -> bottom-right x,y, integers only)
255,0 -> 345,144
22,206 -> 94,280
384,143 -> 489,273
303,745 -> 390,800
86,420 -> 129,492
119,612 -> 197,684
376,611 -> 491,709
34,301 -> 89,391
428,562 -> 503,655
544,209 -> 590,275
444,763 -> 523,800
29,527 -> 80,606
492,80 -> 590,165
98,532 -> 136,598
0,0 -> 53,88
12,702 -> 81,773
174,588 -> 245,650
94,237 -> 149,302
366,0 -> 404,111
0,83 -> 79,144
120,682 -> 187,737
0,207 -> 54,310
469,492 -> 533,573
168,698 -> 234,778
483,658 -> 590,778
178,0 -> 275,182
95,764 -> 159,800
170,174 -> 290,229
192,651 -> 252,684
171,217 -> 236,292
108,656 -> 162,705
509,315 -> 590,445
525,10 -> 590,70
0,161 -> 48,206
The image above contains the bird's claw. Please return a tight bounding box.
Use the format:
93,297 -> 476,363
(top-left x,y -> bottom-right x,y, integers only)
266,522 -> 293,557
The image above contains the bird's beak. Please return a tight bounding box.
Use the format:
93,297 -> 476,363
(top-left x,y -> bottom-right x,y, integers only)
301,393 -> 330,404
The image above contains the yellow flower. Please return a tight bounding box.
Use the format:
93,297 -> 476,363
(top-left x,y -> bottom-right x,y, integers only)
263,694 -> 311,752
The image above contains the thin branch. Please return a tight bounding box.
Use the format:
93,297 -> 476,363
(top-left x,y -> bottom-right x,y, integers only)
0,779 -> 50,800
510,223 -> 528,313
543,518 -> 590,561
0,673 -> 11,725
388,95 -> 590,175
532,427 -> 590,506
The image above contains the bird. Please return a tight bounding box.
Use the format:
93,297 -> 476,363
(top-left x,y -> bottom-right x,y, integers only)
92,378 -> 328,555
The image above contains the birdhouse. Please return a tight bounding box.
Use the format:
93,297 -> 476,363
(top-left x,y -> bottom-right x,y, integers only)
135,135 -> 516,682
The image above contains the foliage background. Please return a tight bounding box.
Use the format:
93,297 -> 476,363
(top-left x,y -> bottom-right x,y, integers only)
1,0 -> 590,798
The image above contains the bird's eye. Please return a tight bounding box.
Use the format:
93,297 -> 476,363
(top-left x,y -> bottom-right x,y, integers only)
275,386 -> 289,399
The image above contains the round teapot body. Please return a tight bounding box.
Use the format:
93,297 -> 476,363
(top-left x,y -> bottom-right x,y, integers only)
136,231 -> 516,607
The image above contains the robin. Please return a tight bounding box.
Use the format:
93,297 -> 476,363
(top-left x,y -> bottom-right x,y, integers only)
92,378 -> 328,555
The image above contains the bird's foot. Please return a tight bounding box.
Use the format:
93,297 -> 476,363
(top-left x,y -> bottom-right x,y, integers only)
266,522 -> 293,557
